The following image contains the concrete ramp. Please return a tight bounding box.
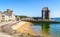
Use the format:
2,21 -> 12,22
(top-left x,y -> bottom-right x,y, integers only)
0,32 -> 13,37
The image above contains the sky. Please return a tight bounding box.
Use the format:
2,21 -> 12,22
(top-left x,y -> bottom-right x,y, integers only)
0,0 -> 60,18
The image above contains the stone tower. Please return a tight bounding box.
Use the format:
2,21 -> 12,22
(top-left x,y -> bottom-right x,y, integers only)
42,7 -> 50,20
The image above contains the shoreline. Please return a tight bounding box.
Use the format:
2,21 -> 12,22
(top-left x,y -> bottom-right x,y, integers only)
0,21 -> 43,37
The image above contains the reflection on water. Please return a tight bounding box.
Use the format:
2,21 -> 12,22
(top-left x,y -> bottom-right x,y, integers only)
41,22 -> 50,37
31,23 -> 60,37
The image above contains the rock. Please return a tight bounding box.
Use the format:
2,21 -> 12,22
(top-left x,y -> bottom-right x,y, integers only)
13,32 -> 41,37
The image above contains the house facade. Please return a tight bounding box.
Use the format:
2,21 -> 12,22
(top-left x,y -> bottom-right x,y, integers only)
0,9 -> 16,22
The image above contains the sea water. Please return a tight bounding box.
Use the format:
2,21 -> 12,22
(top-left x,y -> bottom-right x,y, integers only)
31,18 -> 60,37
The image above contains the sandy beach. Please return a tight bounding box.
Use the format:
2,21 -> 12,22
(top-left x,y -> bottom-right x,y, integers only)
0,21 -> 41,37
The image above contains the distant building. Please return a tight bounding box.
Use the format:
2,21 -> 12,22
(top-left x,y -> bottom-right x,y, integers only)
0,9 -> 16,22
42,7 -> 50,20
15,16 -> 20,21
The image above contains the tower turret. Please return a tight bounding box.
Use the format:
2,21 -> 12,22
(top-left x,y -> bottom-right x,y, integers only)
42,7 -> 50,20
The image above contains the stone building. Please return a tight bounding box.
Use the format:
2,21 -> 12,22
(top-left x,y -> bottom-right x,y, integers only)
15,16 -> 20,21
0,9 -> 16,22
42,7 -> 50,20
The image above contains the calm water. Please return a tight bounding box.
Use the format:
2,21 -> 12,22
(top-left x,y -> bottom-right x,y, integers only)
31,18 -> 60,37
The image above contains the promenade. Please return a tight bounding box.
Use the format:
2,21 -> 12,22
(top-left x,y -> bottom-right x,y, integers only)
0,21 -> 17,26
